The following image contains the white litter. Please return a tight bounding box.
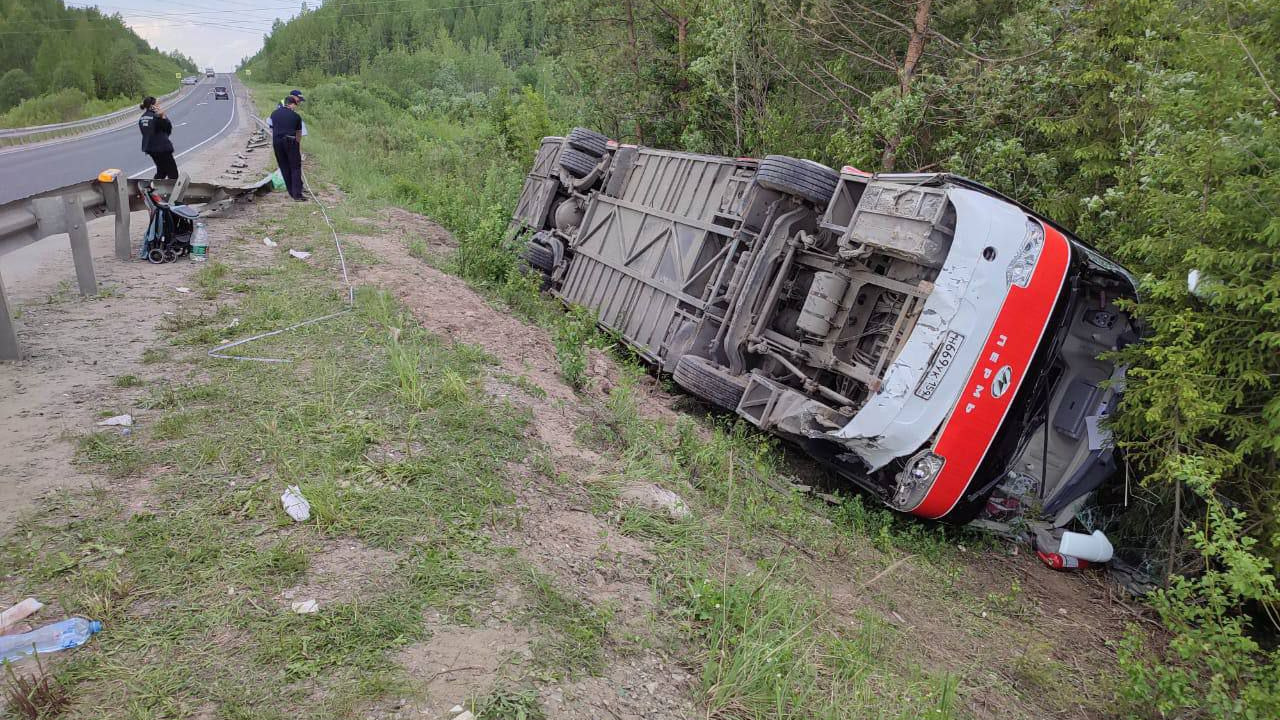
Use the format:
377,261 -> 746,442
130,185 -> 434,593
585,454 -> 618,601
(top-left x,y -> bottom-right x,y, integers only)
1058,529 -> 1115,563
263,237 -> 278,247
449,706 -> 464,715
288,249 -> 312,260
291,599 -> 319,614
97,414 -> 133,427
0,598 -> 43,632
280,485 -> 311,522
453,712 -> 475,720
175,287 -> 191,294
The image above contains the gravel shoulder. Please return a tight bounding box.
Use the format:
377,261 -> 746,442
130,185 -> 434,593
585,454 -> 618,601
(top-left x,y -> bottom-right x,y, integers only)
0,84 -> 270,526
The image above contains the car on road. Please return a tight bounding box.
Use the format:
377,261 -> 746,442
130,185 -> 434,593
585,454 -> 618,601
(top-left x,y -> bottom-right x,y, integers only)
205,68 -> 216,78
181,76 -> 197,86
510,129 -> 1139,539
213,86 -> 229,100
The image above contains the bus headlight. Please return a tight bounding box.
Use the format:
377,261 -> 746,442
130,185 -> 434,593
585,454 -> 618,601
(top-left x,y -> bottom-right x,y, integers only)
1006,220 -> 1044,288
892,450 -> 945,510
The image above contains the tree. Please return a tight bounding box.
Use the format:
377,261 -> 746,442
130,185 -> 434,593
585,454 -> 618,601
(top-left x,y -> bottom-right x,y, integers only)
0,68 -> 37,111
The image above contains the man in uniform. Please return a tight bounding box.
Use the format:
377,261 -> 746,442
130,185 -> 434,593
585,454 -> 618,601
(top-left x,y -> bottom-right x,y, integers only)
269,94 -> 305,201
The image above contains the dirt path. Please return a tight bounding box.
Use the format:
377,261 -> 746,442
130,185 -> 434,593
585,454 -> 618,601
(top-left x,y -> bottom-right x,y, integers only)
0,87 -> 271,526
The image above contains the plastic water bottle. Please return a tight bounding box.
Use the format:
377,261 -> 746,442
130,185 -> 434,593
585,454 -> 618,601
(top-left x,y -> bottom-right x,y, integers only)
191,220 -> 209,262
0,618 -> 102,663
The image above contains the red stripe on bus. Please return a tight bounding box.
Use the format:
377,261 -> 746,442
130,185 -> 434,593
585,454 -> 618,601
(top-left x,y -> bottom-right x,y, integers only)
910,222 -> 1071,519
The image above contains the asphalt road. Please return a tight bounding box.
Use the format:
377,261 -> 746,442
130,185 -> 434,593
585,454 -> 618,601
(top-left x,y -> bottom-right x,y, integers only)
0,75 -> 240,205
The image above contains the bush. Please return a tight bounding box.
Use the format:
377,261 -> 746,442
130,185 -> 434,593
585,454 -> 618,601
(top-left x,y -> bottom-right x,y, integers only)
0,68 -> 36,112
0,88 -> 93,127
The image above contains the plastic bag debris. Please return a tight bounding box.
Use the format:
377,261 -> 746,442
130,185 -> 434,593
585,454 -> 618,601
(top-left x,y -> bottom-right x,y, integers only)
280,485 -> 311,522
97,414 -> 133,427
290,599 -> 319,614
263,237 -> 277,247
288,249 -> 311,260
175,287 -> 191,294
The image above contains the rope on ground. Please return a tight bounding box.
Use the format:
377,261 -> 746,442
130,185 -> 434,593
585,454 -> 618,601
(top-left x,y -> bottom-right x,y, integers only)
208,157 -> 355,363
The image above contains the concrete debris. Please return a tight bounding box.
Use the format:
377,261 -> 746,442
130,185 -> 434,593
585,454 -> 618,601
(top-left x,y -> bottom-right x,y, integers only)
449,706 -> 464,714
263,237 -> 277,247
618,483 -> 691,520
0,598 -> 43,633
97,414 -> 133,427
452,712 -> 475,720
290,599 -> 319,614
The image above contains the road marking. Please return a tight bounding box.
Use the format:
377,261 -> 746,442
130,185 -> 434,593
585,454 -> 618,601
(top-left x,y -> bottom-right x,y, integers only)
177,122 -> 188,127
197,102 -> 208,106
130,82 -> 239,180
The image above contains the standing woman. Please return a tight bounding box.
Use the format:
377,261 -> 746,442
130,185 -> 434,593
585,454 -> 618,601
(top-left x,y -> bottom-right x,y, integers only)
138,96 -> 179,179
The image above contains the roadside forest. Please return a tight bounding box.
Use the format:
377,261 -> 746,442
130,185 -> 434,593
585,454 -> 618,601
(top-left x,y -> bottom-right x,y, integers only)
0,0 -> 196,126
244,1 -> 1280,716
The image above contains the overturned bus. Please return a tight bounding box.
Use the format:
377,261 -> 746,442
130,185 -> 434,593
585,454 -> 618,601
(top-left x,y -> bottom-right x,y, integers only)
508,129 -> 1139,535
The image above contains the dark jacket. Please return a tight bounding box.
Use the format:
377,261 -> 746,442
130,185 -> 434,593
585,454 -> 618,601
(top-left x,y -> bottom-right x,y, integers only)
269,105 -> 303,144
138,108 -> 174,154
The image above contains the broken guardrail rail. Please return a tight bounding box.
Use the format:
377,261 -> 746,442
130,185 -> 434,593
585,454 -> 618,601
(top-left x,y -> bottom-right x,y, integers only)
0,86 -> 185,150
0,170 -> 272,360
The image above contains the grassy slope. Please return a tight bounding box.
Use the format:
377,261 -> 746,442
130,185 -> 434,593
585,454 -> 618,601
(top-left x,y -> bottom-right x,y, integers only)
0,55 -> 184,129
0,83 -> 1124,720
243,79 -> 1128,717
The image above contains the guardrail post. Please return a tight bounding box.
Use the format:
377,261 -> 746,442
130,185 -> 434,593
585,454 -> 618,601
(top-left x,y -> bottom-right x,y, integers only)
172,173 -> 191,203
0,271 -> 21,360
63,195 -> 97,296
102,171 -> 132,260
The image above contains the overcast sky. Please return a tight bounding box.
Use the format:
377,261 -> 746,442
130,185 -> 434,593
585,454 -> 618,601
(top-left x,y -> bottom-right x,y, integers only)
68,1 -> 301,71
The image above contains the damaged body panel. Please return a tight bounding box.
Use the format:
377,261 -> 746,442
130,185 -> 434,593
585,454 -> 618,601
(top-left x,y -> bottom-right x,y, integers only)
510,131 -> 1138,530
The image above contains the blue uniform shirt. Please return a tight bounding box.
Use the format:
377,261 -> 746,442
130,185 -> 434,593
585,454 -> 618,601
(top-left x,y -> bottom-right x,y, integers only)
269,105 -> 303,143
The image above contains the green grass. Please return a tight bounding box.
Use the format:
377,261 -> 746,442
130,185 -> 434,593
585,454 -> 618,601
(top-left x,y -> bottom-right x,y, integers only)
236,77 -> 1043,718
0,236 -> 613,718
681,566 -> 957,719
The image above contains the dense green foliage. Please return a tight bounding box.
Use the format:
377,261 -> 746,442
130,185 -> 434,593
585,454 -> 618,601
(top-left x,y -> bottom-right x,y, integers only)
0,0 -> 196,125
245,0 -> 1278,715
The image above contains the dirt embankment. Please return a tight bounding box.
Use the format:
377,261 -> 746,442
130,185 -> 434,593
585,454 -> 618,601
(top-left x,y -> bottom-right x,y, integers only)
1,148 -> 1143,719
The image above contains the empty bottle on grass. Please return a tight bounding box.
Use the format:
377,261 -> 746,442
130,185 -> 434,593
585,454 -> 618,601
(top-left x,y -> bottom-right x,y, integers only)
0,618 -> 102,663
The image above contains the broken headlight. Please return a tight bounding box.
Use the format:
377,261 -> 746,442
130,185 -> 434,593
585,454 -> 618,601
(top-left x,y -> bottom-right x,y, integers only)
891,450 -> 945,511
1005,220 -> 1045,288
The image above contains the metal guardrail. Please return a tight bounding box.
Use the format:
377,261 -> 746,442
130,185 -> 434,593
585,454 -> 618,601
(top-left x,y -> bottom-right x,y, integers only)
0,171 -> 273,360
0,85 -> 186,149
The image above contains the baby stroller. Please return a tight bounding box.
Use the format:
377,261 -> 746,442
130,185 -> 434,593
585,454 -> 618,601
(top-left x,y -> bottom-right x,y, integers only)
138,180 -> 200,263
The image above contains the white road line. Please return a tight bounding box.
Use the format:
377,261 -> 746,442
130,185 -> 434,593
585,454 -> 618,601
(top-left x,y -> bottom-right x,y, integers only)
130,82 -> 239,180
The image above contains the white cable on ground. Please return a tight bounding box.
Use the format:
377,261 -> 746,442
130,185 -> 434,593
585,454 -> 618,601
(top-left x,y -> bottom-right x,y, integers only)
208,151 -> 355,363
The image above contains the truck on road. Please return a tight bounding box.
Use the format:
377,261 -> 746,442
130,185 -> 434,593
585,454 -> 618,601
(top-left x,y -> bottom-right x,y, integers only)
509,130 -> 1138,535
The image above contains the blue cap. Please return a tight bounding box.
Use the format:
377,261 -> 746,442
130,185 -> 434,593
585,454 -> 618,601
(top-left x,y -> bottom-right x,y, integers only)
289,89 -> 305,101
89,620 -> 103,634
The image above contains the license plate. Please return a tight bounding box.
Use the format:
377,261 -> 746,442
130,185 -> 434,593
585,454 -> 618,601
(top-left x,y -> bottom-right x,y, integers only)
915,331 -> 965,400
